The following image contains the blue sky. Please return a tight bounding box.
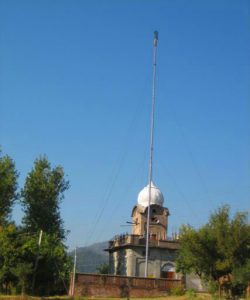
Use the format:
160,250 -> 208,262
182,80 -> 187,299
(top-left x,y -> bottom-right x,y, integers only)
0,0 -> 249,249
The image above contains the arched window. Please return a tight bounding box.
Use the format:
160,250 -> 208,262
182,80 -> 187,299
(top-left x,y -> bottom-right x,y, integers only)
161,263 -> 176,279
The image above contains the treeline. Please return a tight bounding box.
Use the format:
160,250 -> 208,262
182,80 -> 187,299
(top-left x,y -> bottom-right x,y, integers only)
0,151 -> 72,296
176,205 -> 250,297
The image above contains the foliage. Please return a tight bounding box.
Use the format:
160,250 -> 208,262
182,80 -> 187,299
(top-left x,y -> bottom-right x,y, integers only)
176,205 -> 250,296
0,225 -> 33,294
20,156 -> 71,295
0,224 -> 20,294
207,280 -> 219,295
0,153 -> 18,225
0,152 -> 72,296
0,217 -> 72,296
169,286 -> 185,296
12,262 -> 33,295
26,233 -> 72,296
96,263 -> 110,274
231,258 -> 250,297
186,289 -> 196,300
21,156 -> 69,239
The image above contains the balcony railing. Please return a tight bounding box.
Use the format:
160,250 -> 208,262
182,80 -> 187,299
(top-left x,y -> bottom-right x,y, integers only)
108,234 -> 180,250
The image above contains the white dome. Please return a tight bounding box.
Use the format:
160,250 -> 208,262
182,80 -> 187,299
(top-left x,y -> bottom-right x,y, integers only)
137,181 -> 164,207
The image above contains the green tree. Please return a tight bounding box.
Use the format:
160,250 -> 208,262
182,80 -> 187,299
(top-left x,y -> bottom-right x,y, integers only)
20,156 -> 71,295
19,232 -> 72,296
176,225 -> 217,280
176,205 -> 250,296
0,152 -> 18,224
21,156 -> 69,239
0,226 -> 72,295
0,224 -> 24,294
232,259 -> 250,296
0,155 -> 71,295
12,262 -> 33,295
96,263 -> 110,274
35,234 -> 72,295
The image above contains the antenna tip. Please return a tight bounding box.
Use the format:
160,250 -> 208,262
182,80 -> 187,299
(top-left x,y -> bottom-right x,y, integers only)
154,31 -> 158,46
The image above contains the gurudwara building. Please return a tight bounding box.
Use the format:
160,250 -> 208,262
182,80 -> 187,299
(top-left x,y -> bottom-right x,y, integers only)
106,181 -> 181,279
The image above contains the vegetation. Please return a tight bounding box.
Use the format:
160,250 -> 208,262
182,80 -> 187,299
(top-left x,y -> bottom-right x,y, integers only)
96,262 -> 110,274
186,288 -> 197,300
176,205 -> 250,298
0,151 -> 72,296
21,157 -> 69,239
169,286 -> 185,296
0,153 -> 18,225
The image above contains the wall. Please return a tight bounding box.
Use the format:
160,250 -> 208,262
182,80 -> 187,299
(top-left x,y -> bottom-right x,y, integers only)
131,205 -> 169,240
72,273 -> 183,298
185,274 -> 208,292
111,246 -> 179,278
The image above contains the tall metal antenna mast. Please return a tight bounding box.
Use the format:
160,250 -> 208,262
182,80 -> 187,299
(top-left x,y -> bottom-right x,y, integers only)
144,31 -> 158,277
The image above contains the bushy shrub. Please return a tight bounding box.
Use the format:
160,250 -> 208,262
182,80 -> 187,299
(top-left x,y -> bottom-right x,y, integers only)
186,288 -> 196,300
208,280 -> 219,295
169,286 -> 185,296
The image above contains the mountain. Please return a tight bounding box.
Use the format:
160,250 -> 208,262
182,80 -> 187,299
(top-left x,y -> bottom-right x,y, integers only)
69,241 -> 109,273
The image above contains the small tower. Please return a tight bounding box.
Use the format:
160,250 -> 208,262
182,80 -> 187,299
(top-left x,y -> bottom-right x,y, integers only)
131,182 -> 169,240
106,182 -> 179,278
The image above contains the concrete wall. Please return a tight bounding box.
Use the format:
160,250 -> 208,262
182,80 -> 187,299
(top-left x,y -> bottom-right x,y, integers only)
185,273 -> 208,292
72,273 -> 183,298
110,246 -> 179,278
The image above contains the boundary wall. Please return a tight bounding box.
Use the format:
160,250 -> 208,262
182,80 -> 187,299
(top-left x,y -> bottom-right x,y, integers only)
71,273 -> 183,297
